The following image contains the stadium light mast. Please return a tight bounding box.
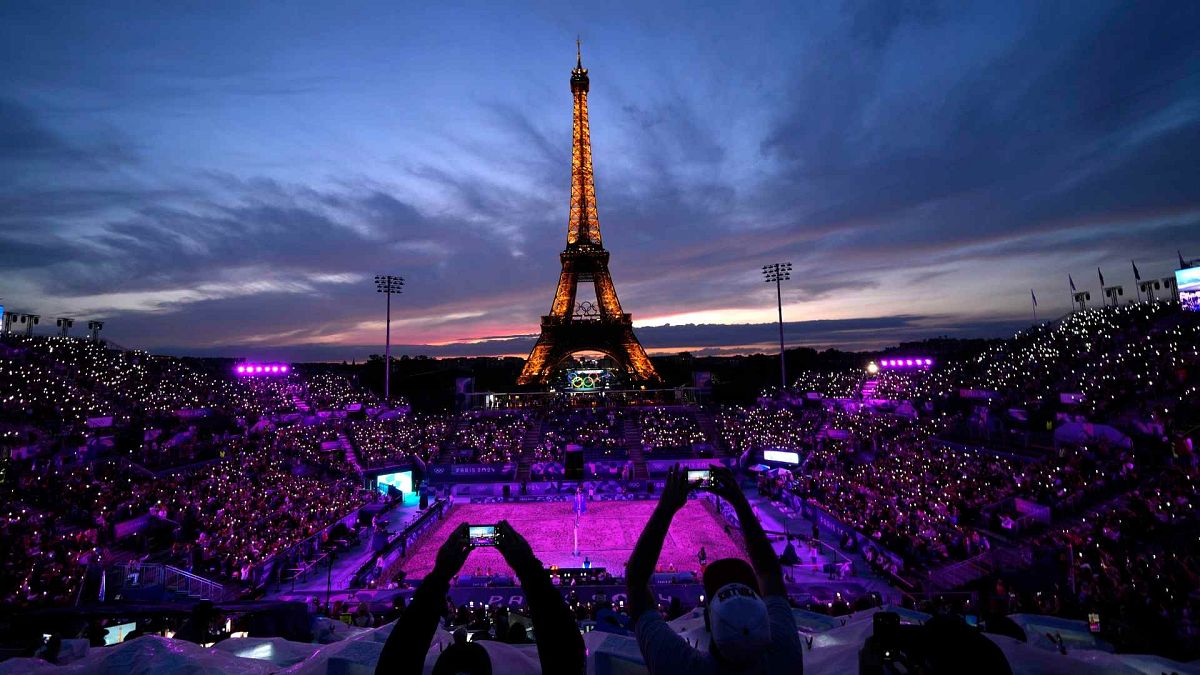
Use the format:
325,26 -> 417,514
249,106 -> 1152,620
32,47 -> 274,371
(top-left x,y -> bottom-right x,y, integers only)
374,275 -> 405,402
56,317 -> 74,337
20,314 -> 39,337
87,320 -> 104,341
762,262 -> 792,393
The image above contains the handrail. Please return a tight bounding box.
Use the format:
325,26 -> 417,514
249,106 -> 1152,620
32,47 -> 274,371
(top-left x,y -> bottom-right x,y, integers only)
926,550 -> 994,590
164,563 -> 225,590
119,561 -> 228,601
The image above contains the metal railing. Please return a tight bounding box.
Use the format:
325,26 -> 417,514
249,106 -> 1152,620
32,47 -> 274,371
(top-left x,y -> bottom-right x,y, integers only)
926,551 -> 994,591
119,562 -> 229,602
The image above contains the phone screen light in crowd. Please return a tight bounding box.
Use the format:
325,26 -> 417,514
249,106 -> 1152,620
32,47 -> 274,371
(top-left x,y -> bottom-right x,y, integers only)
234,362 -> 290,376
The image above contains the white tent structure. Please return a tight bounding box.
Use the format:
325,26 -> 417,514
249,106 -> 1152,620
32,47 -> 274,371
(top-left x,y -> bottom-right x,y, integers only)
3,608 -> 1196,675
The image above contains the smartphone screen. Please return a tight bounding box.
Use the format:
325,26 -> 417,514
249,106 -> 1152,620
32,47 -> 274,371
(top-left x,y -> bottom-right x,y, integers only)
687,470 -> 711,485
1088,613 -> 1101,633
469,525 -> 499,547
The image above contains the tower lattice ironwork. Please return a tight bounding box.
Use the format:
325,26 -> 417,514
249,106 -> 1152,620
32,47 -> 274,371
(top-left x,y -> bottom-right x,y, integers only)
517,43 -> 660,385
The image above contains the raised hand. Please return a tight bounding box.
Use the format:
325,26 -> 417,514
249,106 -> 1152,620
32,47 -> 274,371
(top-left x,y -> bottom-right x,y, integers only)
707,464 -> 748,508
658,464 -> 693,514
433,522 -> 472,578
495,519 -> 536,566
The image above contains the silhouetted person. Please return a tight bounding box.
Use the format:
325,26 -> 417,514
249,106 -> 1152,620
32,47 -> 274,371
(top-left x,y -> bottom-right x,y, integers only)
376,521 -> 585,674
627,464 -> 803,673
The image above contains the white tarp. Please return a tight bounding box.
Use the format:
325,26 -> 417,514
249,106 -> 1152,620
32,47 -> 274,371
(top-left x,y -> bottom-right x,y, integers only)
2,610 -> 1196,675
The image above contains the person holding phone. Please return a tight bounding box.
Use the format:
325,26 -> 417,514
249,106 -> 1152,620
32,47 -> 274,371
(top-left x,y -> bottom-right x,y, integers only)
626,464 -> 803,674
376,521 -> 585,674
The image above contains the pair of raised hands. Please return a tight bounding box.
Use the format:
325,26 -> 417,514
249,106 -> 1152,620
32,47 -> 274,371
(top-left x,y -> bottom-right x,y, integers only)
657,463 -> 747,514
433,519 -> 537,578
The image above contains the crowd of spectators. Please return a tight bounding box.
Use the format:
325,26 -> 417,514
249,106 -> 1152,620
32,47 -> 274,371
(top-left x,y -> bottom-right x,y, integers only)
451,412 -> 532,464
717,406 -> 815,455
637,408 -> 706,453
0,335 -> 389,606
347,414 -> 453,467
539,408 -> 627,459
1,301 -> 1197,660
144,446 -> 367,583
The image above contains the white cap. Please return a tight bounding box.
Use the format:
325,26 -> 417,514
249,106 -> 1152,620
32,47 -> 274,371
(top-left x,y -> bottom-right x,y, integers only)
708,582 -> 771,664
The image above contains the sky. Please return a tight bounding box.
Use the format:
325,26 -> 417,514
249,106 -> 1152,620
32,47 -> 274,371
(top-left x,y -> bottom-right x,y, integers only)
2,1 -> 1199,361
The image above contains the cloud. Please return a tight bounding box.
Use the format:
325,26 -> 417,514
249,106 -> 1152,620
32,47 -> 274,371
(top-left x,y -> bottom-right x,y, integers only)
145,313 -> 1028,363
2,2 -> 1199,358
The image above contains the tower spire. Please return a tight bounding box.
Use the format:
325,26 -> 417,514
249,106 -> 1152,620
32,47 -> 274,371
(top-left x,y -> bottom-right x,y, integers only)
568,41 -> 597,246
517,46 -> 660,386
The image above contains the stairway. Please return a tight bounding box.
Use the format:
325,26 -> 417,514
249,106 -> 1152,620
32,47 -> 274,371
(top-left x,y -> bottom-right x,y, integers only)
435,417 -> 471,464
292,393 -> 311,414
515,417 -> 545,483
860,378 -> 878,400
624,418 -> 644,448
520,418 -> 547,456
625,418 -> 649,479
339,430 -> 364,477
693,409 -> 728,457
628,443 -> 649,480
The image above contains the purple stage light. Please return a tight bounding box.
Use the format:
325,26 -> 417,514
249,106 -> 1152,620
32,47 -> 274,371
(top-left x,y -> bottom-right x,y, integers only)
877,357 -> 934,370
234,362 -> 292,377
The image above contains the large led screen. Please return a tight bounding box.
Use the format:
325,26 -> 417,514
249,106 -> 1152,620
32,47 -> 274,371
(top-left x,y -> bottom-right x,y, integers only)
376,470 -> 412,496
1178,267 -> 1200,312
763,449 -> 800,464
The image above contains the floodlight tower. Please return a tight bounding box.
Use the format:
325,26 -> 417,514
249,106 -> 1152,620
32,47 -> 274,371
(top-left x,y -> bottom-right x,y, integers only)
56,318 -> 74,337
374,275 -> 405,402
1102,285 -> 1124,307
20,314 -> 39,336
1161,276 -> 1178,301
87,320 -> 104,341
762,262 -> 792,393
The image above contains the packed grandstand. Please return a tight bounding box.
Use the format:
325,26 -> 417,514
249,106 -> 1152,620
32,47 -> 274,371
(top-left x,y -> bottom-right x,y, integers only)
0,301 -> 1196,672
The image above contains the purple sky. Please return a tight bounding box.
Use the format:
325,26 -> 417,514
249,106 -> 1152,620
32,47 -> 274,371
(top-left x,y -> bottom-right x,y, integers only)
2,1 -> 1199,360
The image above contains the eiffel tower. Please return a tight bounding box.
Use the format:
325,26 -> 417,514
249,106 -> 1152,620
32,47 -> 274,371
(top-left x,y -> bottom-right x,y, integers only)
517,43 -> 660,385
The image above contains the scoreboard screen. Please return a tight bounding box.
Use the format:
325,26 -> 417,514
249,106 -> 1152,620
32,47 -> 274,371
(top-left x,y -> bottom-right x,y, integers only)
1178,267 -> 1200,312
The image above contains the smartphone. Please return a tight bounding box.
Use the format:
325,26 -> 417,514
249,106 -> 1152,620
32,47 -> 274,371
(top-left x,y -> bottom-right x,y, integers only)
469,525 -> 499,547
1087,613 -> 1101,633
687,470 -> 712,487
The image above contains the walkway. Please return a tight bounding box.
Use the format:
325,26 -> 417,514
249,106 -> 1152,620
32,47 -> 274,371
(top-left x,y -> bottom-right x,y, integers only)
746,488 -> 901,604
266,492 -> 422,604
